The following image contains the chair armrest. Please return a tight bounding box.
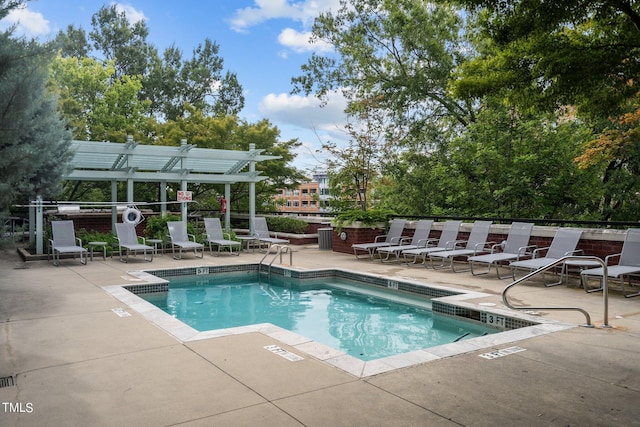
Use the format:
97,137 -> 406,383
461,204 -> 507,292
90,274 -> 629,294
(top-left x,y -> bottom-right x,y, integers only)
532,246 -> 550,258
137,236 -> 146,244
390,236 -> 407,244
517,245 -> 537,258
564,249 -> 583,256
399,236 -> 412,245
474,241 -> 495,254
374,234 -> 388,243
76,237 -> 83,246
604,253 -> 622,265
444,240 -> 463,250
188,234 -> 197,242
223,232 -> 232,240
452,239 -> 467,250
490,242 -> 504,254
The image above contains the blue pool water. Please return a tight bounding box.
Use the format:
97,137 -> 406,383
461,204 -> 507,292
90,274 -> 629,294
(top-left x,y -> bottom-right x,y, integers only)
141,273 -> 496,361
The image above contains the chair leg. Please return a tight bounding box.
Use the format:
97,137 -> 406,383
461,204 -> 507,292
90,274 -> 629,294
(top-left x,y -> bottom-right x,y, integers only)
621,275 -> 640,298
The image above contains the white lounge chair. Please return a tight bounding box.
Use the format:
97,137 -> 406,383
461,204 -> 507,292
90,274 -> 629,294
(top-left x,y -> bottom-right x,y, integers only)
49,220 -> 88,266
402,220 -> 462,265
510,228 -> 583,286
352,219 -> 406,259
114,223 -> 154,263
581,228 -> 640,298
428,221 -> 494,272
376,220 -> 434,262
204,217 -> 241,256
167,221 -> 204,259
254,217 -> 289,250
468,222 -> 535,279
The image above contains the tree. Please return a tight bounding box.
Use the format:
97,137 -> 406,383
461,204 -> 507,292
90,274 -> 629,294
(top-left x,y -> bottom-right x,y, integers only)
151,108 -> 304,212
49,55 -> 150,142
292,0 -> 475,140
379,95 -> 602,219
0,0 -> 73,212
89,4 -> 155,79
144,39 -> 245,121
452,0 -> 640,118
322,104 -> 399,212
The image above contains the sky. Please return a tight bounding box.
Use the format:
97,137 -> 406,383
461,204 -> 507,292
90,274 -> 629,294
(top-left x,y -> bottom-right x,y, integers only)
1,0 -> 350,174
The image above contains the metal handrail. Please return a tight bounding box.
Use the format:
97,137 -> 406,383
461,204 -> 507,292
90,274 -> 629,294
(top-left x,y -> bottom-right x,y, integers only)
258,244 -> 293,275
502,255 -> 610,328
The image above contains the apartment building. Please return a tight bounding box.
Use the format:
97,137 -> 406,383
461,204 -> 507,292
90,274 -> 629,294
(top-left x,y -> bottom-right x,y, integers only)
275,172 -> 330,215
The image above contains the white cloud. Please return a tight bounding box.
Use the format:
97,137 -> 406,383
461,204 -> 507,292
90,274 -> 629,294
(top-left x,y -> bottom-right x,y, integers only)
1,5 -> 50,37
229,0 -> 340,32
113,2 -> 147,24
277,28 -> 332,53
259,90 -> 350,170
259,91 -> 347,131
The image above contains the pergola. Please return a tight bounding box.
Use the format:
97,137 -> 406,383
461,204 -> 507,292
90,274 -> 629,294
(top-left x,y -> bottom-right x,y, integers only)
30,137 -> 281,254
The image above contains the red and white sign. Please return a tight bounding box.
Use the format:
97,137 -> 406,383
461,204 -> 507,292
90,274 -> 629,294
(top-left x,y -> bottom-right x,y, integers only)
177,190 -> 192,202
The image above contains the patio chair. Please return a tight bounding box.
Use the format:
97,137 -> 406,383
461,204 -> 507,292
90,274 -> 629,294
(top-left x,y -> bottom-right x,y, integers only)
510,228 -> 583,286
402,220 -> 462,265
581,228 -> 640,298
167,221 -> 204,260
254,217 -> 289,250
114,223 -> 154,263
49,220 -> 88,266
376,220 -> 434,262
428,221 -> 494,272
352,219 -> 406,259
204,217 -> 241,256
468,222 -> 536,279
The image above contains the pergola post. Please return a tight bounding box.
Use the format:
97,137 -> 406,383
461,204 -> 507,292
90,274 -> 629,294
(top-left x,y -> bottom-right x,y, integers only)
249,143 -> 256,234
224,183 -> 231,230
111,180 -> 118,232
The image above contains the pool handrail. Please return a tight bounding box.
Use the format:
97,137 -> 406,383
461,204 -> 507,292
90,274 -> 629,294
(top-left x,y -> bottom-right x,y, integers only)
258,244 -> 293,275
502,255 -> 610,328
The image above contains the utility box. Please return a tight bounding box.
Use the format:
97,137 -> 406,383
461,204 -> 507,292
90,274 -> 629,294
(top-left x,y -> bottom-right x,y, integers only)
318,227 -> 333,250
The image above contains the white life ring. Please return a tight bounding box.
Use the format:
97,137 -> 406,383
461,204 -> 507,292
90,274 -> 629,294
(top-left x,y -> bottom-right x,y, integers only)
122,206 -> 142,225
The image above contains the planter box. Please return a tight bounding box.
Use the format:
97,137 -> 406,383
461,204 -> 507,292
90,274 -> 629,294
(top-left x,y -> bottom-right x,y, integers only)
330,222 -> 388,254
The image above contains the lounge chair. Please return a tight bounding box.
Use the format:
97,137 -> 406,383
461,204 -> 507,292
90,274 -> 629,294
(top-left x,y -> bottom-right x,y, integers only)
581,228 -> 640,298
376,220 -> 434,262
167,221 -> 204,259
204,217 -> 241,256
428,221 -> 494,272
114,223 -> 154,263
49,220 -> 88,266
402,220 -> 462,265
468,222 -> 535,278
352,219 -> 406,259
254,217 -> 289,250
510,228 -> 583,286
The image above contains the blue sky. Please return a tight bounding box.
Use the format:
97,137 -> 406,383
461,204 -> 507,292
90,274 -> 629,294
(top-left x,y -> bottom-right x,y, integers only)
2,0 -> 349,173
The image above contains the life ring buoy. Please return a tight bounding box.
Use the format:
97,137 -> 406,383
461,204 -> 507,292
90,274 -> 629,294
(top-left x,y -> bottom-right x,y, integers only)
122,206 -> 142,225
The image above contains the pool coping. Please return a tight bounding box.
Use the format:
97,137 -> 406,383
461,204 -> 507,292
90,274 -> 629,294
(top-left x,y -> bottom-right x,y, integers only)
103,263 -> 575,378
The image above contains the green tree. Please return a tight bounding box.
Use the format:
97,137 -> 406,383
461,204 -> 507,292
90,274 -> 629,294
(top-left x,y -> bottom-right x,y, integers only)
144,39 -> 244,121
380,95 -> 601,218
89,4 -> 155,79
292,0 -> 475,137
0,0 -> 73,212
49,55 -> 150,142
452,0 -> 640,118
151,108 -> 304,211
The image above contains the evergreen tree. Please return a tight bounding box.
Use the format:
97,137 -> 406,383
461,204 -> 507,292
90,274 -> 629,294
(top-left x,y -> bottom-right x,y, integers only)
0,0 -> 73,212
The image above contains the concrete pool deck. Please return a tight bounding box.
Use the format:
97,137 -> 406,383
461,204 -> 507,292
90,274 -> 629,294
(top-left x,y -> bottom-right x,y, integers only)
1,244 -> 639,426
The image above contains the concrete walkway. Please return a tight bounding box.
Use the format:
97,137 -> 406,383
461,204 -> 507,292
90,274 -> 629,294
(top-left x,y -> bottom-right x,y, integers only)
1,245 -> 639,426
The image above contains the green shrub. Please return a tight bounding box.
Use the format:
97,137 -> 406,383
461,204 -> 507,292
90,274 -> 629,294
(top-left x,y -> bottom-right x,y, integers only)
265,216 -> 308,234
333,209 -> 397,232
76,229 -> 117,256
144,214 -> 181,240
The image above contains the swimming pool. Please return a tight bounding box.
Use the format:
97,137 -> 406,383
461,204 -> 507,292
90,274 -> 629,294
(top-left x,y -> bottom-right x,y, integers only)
106,264 -> 571,377
139,272 -> 497,361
